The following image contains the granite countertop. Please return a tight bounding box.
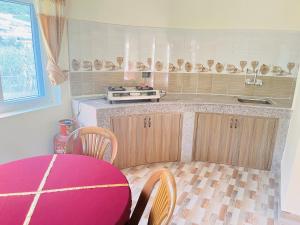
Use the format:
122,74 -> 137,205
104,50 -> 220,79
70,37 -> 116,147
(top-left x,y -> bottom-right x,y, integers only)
72,94 -> 292,122
163,94 -> 292,108
73,94 -> 292,110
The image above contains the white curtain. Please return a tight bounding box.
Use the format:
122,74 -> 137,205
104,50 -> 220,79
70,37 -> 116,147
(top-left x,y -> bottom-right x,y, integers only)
34,0 -> 68,85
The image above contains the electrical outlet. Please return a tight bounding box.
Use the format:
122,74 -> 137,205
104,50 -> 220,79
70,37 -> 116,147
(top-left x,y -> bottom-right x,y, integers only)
142,72 -> 151,78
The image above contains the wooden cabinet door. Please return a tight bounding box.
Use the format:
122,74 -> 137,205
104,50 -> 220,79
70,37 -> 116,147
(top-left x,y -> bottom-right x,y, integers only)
193,113 -> 239,165
193,113 -> 278,170
148,113 -> 182,163
111,115 -> 129,169
112,113 -> 182,168
111,115 -> 149,169
237,116 -> 278,170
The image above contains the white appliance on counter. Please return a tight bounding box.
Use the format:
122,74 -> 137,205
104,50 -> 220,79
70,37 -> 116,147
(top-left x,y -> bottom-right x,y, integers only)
106,86 -> 163,103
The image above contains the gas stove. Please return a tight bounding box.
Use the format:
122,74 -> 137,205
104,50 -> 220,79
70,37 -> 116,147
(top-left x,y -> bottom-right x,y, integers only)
106,86 -> 161,103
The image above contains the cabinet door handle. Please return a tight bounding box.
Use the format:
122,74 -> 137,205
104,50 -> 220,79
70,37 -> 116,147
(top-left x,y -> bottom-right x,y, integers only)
148,117 -> 151,128
230,118 -> 234,128
144,117 -> 147,128
235,119 -> 238,128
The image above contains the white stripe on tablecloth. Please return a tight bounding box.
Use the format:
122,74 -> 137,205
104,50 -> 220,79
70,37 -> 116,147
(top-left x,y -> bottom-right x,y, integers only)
23,154 -> 57,225
0,191 -> 37,197
0,183 -> 129,197
41,183 -> 129,193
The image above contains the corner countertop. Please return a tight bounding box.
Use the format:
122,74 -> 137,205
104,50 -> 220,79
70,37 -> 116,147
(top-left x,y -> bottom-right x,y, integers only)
72,94 -> 292,127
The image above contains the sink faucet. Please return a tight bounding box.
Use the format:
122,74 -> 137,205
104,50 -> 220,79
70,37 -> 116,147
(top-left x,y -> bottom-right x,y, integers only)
245,69 -> 263,86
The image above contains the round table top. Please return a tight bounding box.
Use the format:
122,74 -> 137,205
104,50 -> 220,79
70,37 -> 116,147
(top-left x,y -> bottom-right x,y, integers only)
0,154 -> 131,225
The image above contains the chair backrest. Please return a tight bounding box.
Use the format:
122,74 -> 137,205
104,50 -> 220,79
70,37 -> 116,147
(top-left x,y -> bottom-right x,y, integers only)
66,126 -> 118,164
129,169 -> 177,225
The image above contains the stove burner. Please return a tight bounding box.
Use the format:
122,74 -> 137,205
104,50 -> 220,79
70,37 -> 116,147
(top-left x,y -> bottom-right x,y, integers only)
136,85 -> 153,91
106,86 -> 161,103
108,86 -> 126,91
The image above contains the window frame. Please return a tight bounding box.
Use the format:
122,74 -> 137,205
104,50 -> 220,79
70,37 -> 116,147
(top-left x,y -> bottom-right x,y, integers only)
0,0 -> 61,117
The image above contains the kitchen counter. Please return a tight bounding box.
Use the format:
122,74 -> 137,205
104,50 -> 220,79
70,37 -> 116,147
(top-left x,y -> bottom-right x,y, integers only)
73,94 -> 292,124
74,94 -> 292,109
72,94 -> 292,176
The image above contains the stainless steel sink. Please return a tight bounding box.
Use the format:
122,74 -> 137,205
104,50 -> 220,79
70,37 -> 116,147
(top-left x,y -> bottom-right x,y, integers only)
237,97 -> 273,105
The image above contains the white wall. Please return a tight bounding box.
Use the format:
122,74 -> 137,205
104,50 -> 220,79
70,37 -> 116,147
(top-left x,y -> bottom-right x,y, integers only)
68,0 -> 171,28
68,0 -> 300,30
168,0 -> 300,30
0,82 -> 71,163
281,76 -> 300,215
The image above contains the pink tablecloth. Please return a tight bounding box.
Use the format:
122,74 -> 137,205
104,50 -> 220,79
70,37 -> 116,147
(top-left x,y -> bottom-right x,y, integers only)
0,155 -> 131,225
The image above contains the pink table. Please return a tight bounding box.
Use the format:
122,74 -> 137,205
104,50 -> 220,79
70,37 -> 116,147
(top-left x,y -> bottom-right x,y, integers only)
0,155 -> 131,225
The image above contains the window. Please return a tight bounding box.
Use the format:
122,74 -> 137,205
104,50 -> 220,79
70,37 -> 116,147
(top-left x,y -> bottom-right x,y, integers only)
0,0 -> 44,102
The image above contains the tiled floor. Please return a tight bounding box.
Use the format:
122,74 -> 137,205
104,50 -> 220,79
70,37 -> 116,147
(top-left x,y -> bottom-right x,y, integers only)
122,161 -> 279,225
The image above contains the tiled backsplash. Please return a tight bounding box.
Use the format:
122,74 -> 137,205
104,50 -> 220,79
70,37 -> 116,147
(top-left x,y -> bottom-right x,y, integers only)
68,20 -> 299,102
70,72 -> 296,101
68,19 -> 300,75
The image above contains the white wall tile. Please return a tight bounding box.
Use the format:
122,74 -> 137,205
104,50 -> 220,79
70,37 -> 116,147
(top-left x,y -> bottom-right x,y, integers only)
68,19 -> 300,75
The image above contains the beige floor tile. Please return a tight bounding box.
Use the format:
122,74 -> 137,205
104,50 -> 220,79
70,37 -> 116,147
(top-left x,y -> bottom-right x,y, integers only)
123,161 -> 279,225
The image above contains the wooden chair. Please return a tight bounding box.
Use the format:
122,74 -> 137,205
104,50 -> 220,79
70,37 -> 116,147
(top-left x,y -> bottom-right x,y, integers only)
66,126 -> 118,164
129,169 -> 177,225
